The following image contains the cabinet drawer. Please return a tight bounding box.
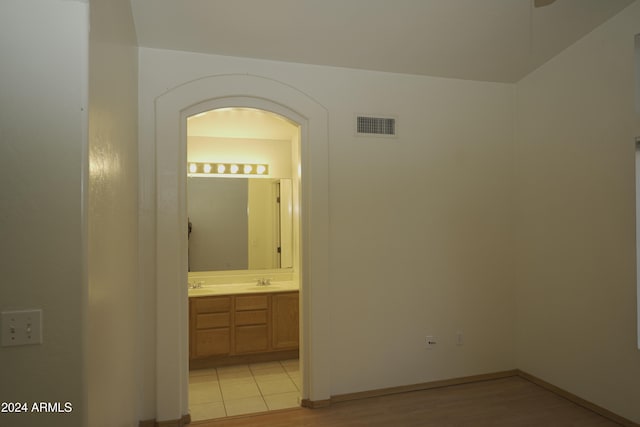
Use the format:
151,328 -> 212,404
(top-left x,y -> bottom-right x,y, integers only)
197,312 -> 230,329
235,295 -> 268,311
194,296 -> 231,313
235,310 -> 267,326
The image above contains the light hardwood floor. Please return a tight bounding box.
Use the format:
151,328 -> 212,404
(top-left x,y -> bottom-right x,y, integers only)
189,376 -> 622,427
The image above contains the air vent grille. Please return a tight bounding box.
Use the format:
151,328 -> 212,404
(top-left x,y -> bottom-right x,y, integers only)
356,116 -> 396,136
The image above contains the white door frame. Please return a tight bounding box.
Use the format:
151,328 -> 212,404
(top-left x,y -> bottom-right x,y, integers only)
154,74 -> 330,421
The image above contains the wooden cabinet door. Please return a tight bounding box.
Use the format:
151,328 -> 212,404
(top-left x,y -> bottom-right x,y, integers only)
194,328 -> 230,358
235,324 -> 269,353
271,292 -> 299,350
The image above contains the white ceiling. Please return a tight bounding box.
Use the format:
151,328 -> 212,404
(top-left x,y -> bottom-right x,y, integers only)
130,0 -> 634,83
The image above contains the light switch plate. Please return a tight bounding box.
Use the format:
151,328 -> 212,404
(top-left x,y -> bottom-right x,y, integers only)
1,309 -> 42,346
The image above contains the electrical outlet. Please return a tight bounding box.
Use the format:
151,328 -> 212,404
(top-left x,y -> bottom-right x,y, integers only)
1,309 -> 42,347
425,335 -> 437,349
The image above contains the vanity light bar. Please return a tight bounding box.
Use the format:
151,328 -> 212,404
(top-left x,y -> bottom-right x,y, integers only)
187,162 -> 269,176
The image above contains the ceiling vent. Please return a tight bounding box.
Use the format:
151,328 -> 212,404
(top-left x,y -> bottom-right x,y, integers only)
356,115 -> 397,137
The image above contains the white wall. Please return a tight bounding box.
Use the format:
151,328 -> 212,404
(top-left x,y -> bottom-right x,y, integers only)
0,1 -> 88,426
138,47 -> 516,408
87,0 -> 139,426
515,2 -> 640,423
636,33 -> 640,115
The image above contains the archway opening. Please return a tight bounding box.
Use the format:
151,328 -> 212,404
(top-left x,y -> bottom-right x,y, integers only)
186,107 -> 302,421
153,75 -> 330,424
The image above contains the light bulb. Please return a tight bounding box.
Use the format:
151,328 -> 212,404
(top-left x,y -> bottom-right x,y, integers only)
230,164 -> 239,174
243,164 -> 253,174
203,164 -> 212,173
217,164 -> 226,174
256,165 -> 267,175
189,163 -> 197,173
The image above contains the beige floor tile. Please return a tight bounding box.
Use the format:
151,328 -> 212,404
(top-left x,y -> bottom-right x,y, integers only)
189,401 -> 226,421
189,381 -> 223,404
287,371 -> 301,381
289,374 -> 302,391
263,392 -> 300,411
217,364 -> 251,373
224,396 -> 268,417
284,367 -> 300,377
190,368 -> 218,377
189,372 -> 218,384
250,363 -> 286,376
280,359 -> 299,371
250,361 -> 282,370
256,378 -> 298,396
253,369 -> 289,382
188,359 -> 300,420
218,372 -> 255,384
217,367 -> 254,383
220,380 -> 261,400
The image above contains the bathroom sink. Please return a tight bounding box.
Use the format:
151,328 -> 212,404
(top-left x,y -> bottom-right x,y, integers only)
245,284 -> 283,290
187,287 -> 216,295
188,281 -> 298,297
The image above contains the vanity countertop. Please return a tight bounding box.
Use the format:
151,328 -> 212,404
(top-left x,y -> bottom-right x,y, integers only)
188,281 -> 299,297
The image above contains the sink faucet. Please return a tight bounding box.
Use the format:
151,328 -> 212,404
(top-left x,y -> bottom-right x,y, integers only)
256,278 -> 271,286
188,281 -> 204,289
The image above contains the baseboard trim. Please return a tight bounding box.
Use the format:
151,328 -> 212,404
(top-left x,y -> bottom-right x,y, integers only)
139,414 -> 191,427
300,398 -> 331,408
516,370 -> 639,427
330,370 -> 519,404
300,371 -> 518,408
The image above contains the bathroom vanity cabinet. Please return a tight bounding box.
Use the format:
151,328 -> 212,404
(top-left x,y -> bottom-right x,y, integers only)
189,291 -> 298,367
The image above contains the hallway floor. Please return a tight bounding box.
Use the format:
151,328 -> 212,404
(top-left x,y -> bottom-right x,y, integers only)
189,359 -> 301,421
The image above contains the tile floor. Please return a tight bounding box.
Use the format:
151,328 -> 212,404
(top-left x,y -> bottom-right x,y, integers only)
189,359 -> 301,421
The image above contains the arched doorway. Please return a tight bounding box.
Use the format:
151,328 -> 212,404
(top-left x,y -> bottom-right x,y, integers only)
186,106 -> 301,420
153,74 -> 330,422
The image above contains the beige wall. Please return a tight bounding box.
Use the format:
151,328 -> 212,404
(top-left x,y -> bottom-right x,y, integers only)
0,1 -> 88,426
515,2 -> 640,423
138,47 -> 516,413
87,0 -> 139,426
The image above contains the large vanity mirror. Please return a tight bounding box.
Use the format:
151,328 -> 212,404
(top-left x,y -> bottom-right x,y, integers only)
187,177 -> 293,272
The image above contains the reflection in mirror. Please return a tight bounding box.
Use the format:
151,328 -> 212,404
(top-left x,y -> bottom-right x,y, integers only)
187,177 -> 293,272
